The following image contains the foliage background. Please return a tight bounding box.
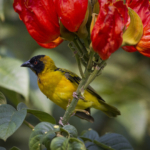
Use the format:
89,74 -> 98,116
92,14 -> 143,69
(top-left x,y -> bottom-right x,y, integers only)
0,0 -> 150,149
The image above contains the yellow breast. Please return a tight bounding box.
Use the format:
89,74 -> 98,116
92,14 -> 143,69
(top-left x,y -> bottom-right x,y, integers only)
37,70 -> 99,111
37,71 -> 77,109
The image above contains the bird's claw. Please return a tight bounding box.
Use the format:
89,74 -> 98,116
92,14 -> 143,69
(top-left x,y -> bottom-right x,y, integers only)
58,117 -> 70,126
73,92 -> 79,99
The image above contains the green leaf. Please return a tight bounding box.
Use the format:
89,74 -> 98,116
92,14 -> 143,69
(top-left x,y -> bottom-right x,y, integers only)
80,129 -> 99,141
79,137 -> 92,142
97,133 -> 133,150
50,137 -> 86,150
85,142 -> 102,150
29,122 -> 58,150
50,137 -> 68,150
0,103 -> 27,141
0,57 -> 29,101
62,125 -> 78,137
93,140 -> 115,150
27,109 -> 56,124
17,102 -> 28,110
0,91 -> 7,104
0,87 -> 20,106
69,138 -> 86,150
0,147 -> 6,150
9,146 -> 20,150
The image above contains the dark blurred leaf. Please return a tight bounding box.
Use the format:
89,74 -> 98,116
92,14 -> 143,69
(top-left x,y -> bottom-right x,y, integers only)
0,103 -> 27,141
93,140 -> 115,150
80,129 -> 99,141
29,122 -> 59,150
85,141 -> 102,150
0,91 -> 7,104
0,57 -> 29,101
27,109 -> 56,124
97,133 -> 133,150
62,125 -> 78,138
9,146 -> 20,150
0,87 -> 20,106
0,147 -> 6,150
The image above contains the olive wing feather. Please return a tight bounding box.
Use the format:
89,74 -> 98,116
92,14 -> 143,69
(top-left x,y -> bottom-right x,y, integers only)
55,68 -> 105,102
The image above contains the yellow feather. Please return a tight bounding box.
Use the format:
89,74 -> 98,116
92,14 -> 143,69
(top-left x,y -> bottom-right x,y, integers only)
37,55 -> 120,118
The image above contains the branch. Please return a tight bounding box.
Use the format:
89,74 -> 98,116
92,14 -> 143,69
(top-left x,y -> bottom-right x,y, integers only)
68,42 -> 84,78
62,42 -> 106,125
23,120 -> 34,129
61,50 -> 94,125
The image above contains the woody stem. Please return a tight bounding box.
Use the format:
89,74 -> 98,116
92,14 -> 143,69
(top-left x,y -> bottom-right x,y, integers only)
61,50 -> 94,125
62,43 -> 106,125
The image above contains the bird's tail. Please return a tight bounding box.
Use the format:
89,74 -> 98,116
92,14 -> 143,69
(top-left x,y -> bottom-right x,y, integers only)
95,101 -> 121,117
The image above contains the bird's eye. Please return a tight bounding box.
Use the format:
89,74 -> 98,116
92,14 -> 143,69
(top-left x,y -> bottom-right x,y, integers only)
34,61 -> 38,65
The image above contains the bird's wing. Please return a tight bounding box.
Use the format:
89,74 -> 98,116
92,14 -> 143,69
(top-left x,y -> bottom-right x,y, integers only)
55,68 -> 105,102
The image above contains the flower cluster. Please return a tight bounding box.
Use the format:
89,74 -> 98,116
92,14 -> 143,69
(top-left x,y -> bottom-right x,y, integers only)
13,0 -> 150,60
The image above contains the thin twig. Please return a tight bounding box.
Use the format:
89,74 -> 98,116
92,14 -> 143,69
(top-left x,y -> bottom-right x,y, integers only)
24,120 -> 34,129
68,43 -> 84,78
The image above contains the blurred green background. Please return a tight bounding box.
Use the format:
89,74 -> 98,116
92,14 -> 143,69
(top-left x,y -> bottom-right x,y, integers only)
0,0 -> 150,149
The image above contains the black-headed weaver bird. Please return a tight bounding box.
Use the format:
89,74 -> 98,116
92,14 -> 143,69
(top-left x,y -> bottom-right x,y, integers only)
21,55 -> 120,122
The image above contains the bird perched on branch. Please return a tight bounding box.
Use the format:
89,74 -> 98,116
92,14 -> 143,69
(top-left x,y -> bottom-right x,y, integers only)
21,55 -> 120,122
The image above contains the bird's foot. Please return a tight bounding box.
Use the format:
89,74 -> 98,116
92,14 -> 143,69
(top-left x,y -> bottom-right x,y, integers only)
73,92 -> 79,99
59,117 -> 70,126
75,109 -> 90,115
71,112 -> 75,117
58,117 -> 64,126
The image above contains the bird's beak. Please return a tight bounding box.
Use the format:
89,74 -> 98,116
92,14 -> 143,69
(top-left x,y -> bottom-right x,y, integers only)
21,60 -> 32,68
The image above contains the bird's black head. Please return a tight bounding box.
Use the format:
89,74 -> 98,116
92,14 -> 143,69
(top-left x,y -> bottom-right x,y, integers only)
21,55 -> 45,75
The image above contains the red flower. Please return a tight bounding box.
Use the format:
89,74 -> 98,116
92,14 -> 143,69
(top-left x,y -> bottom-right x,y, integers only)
54,0 -> 88,32
13,0 -> 63,48
122,0 -> 150,57
91,0 -> 128,60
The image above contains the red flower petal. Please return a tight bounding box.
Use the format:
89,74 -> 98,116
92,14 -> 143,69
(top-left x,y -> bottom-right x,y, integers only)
135,24 -> 150,57
91,0 -> 128,60
122,45 -> 137,52
13,0 -> 60,44
54,0 -> 88,32
126,0 -> 150,26
38,37 -> 63,49
122,0 -> 150,57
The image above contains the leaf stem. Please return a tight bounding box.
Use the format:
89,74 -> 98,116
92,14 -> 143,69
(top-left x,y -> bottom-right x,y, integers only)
73,37 -> 88,66
68,43 -> 84,78
61,51 -> 94,125
23,120 -> 34,129
84,60 -> 106,89
62,39 -> 106,125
